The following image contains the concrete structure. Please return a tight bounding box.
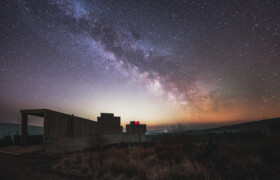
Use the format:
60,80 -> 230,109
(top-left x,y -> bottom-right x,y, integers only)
126,121 -> 147,133
97,113 -> 123,134
20,109 -> 146,154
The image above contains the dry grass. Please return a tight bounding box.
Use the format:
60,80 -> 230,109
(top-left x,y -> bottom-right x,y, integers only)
53,132 -> 280,179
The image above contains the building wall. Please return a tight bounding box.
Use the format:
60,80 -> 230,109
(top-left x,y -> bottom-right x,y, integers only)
44,110 -> 68,138
44,110 -> 97,138
45,136 -> 92,154
73,118 -> 96,136
126,124 -> 147,133
121,133 -> 146,143
97,113 -> 122,134
45,133 -> 146,154
101,126 -> 123,135
97,114 -> 121,127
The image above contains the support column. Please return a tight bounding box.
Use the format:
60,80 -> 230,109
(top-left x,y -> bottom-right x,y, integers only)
21,113 -> 28,146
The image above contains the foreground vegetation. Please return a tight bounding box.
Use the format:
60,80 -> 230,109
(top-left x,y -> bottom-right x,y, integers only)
53,130 -> 280,179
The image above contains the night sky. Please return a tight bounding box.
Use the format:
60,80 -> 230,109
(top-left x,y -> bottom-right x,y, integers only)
0,0 -> 280,129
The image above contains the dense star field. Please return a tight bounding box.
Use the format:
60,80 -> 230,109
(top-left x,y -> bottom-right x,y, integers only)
0,0 -> 279,128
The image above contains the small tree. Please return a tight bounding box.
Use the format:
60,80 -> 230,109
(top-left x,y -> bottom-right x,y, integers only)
171,123 -> 187,135
170,123 -> 188,144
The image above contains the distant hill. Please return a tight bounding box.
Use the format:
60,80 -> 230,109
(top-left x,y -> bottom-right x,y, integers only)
0,122 -> 43,138
200,117 -> 280,133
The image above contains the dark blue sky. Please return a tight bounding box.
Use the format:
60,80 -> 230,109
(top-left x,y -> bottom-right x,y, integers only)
0,0 -> 280,128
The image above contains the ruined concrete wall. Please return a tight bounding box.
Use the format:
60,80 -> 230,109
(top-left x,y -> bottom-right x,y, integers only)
104,133 -> 146,144
20,109 -> 147,155
44,133 -> 146,155
122,133 -> 146,142
44,136 -> 93,154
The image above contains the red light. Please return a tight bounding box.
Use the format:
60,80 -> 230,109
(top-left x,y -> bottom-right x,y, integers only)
135,121 -> 139,125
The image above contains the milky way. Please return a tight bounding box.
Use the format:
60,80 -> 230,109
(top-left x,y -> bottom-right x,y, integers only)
0,0 -> 280,128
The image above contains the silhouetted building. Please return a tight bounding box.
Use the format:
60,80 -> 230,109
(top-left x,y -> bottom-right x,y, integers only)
97,113 -> 123,134
126,121 -> 146,133
20,109 -> 146,154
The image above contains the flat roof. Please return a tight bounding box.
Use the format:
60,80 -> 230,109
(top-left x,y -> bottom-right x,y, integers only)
20,109 -> 96,123
20,109 -> 47,117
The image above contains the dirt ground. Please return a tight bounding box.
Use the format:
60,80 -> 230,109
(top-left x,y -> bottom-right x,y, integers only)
0,153 -> 66,180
